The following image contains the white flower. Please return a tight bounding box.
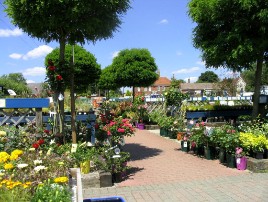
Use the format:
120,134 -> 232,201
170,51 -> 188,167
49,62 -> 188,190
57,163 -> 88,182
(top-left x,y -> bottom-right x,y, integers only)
17,164 -> 28,169
47,148 -> 52,156
49,139 -> 55,145
29,148 -> 35,151
34,165 -> 46,172
34,160 -> 42,165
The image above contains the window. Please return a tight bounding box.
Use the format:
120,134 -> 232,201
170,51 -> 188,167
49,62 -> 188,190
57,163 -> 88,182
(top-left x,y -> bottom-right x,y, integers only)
158,86 -> 161,91
137,87 -> 140,92
149,87 -> 151,91
144,87 -> 147,92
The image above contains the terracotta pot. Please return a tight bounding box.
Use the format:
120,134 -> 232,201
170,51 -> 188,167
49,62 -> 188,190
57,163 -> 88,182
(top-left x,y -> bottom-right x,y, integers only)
177,132 -> 185,141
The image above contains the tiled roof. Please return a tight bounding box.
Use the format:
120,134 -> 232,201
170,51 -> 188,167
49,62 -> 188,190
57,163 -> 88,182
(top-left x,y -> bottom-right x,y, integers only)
153,77 -> 171,86
180,83 -> 219,90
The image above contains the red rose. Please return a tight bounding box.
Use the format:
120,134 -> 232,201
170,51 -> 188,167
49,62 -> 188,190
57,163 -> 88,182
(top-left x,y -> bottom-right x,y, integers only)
56,75 -> 63,81
38,139 -> 45,145
44,129 -> 50,134
32,143 -> 40,149
48,66 -> 56,71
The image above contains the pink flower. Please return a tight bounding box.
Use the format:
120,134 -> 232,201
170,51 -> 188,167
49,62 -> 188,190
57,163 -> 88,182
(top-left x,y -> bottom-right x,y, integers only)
123,123 -> 132,128
107,131 -> 111,136
236,147 -> 243,155
117,128 -> 125,133
109,121 -> 116,126
183,136 -> 188,141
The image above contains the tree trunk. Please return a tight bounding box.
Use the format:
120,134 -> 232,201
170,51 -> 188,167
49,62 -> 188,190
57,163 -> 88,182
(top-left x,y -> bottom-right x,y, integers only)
70,49 -> 77,144
58,37 -> 66,137
252,54 -> 264,118
132,86 -> 135,102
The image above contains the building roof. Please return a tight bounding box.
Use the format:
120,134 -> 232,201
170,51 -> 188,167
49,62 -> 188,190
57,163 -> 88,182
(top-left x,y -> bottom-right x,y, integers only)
153,77 -> 171,86
180,83 -> 219,91
27,83 -> 43,94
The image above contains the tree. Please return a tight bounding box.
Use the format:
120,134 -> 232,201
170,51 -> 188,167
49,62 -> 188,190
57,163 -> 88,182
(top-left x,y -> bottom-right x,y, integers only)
196,71 -> 219,83
110,48 -> 159,101
5,0 -> 131,143
241,64 -> 268,92
170,77 -> 185,88
0,73 -> 30,96
188,0 -> 268,118
98,65 -> 119,98
45,45 -> 101,94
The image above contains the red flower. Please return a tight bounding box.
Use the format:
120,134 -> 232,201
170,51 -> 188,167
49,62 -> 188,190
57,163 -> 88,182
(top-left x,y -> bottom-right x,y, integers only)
44,129 -> 50,134
56,75 -> 63,81
38,139 -> 45,145
48,66 -> 56,71
95,124 -> 99,129
32,143 -> 40,149
117,128 -> 125,133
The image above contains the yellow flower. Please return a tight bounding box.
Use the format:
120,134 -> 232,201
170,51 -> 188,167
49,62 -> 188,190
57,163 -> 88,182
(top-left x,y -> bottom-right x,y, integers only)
11,149 -> 23,157
9,154 -> 19,161
0,131 -> 6,136
4,163 -> 14,170
0,152 -> 10,163
54,176 -> 68,183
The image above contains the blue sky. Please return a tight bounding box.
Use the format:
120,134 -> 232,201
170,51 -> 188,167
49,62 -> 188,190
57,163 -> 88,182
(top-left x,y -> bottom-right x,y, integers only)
0,0 -> 230,84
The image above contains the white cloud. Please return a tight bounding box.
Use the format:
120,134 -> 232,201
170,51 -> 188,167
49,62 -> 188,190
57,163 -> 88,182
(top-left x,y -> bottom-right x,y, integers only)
111,51 -> 120,58
159,19 -> 168,24
176,51 -> 182,56
196,61 -> 205,66
172,67 -> 200,74
184,77 -> 198,83
0,28 -> 23,37
22,45 -> 53,60
9,53 -> 23,59
26,80 -> 36,84
22,67 -> 46,76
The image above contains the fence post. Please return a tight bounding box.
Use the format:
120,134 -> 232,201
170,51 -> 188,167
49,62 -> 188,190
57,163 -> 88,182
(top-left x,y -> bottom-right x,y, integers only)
35,108 -> 43,128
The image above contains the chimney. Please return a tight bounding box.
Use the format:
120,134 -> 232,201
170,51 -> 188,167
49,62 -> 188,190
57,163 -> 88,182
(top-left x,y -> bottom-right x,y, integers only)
188,78 -> 190,83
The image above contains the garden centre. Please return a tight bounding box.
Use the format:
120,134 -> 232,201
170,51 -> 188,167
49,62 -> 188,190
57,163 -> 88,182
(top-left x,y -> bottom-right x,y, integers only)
0,86 -> 268,201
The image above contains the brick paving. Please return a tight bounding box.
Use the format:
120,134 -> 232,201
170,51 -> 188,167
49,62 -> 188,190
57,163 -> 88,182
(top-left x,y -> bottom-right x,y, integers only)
83,129 -> 268,201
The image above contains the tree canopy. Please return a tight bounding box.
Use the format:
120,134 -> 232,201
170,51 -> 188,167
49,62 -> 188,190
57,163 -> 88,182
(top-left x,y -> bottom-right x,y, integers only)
45,45 -> 101,94
0,73 -> 30,96
110,48 -> 159,95
241,64 -> 268,92
196,71 -> 219,83
188,0 -> 268,117
4,0 -> 131,45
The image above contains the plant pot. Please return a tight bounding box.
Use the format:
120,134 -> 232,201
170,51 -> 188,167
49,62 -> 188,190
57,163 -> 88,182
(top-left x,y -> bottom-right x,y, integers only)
137,123 -> 145,130
226,153 -> 236,168
112,172 -> 123,183
204,146 -> 216,160
219,148 -> 226,164
160,128 -> 168,136
181,141 -> 190,152
255,152 -> 264,159
80,160 -> 90,174
177,132 -> 185,141
195,144 -> 204,156
236,156 -> 247,170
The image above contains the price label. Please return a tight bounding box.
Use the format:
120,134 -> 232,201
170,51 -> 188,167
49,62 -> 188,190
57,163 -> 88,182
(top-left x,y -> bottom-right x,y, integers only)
183,141 -> 188,147
236,158 -> 241,164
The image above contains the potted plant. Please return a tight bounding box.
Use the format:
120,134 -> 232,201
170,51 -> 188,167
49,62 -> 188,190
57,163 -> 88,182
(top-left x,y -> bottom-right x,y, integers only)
235,147 -> 247,170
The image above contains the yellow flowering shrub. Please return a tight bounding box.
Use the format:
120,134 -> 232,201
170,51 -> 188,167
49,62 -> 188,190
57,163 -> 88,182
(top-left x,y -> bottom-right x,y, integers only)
4,163 -> 14,170
0,152 -> 10,163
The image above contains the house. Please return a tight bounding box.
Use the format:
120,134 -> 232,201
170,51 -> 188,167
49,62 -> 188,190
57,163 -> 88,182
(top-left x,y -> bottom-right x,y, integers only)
134,76 -> 171,96
180,83 -> 219,96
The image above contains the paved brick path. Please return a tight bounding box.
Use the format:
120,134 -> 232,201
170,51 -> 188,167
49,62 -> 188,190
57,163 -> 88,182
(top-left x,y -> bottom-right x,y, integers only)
83,129 -> 268,201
